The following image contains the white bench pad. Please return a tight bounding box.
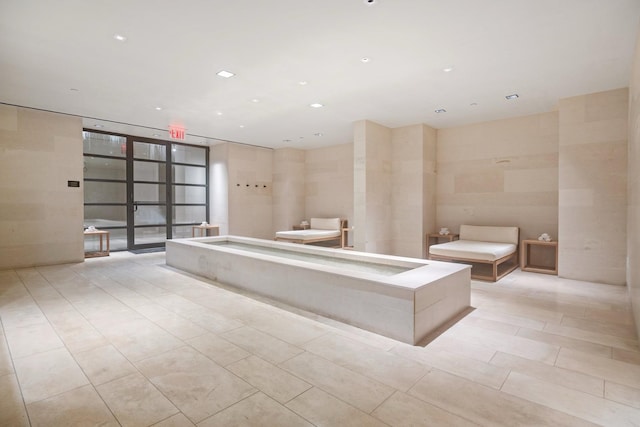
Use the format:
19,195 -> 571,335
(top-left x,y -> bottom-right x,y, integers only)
275,229 -> 341,241
429,240 -> 516,262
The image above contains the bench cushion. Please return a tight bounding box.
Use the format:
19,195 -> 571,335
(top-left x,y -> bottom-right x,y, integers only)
429,240 -> 517,262
310,217 -> 341,230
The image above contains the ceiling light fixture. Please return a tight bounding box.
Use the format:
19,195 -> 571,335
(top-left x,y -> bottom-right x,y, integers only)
298,81 -> 308,86
152,134 -> 161,137
215,111 -> 223,116
435,109 -> 447,113
443,66 -> 454,73
505,93 -> 519,100
113,34 -> 127,42
251,98 -> 260,103
283,139 -> 292,143
155,107 -> 162,111
239,125 -> 245,128
364,0 -> 377,5
313,133 -> 323,137
310,103 -> 324,108
93,124 -> 103,128
216,70 -> 235,78
361,57 -> 371,63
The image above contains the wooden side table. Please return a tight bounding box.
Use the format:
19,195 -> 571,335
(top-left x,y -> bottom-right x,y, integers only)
293,224 -> 310,230
84,230 -> 110,258
521,239 -> 558,275
426,233 -> 459,253
192,225 -> 220,237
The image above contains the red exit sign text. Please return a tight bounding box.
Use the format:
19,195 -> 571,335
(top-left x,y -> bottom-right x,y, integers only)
169,126 -> 186,140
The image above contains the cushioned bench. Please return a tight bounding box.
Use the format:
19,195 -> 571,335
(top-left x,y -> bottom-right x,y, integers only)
428,225 -> 519,282
275,218 -> 346,248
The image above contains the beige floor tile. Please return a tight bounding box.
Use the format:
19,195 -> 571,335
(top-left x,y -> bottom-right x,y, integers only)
187,332 -> 250,366
286,387 -> 388,427
96,372 -> 179,427
445,324 -> 561,364
556,348 -> 640,389
0,373 -> 29,427
612,347 -> 640,365
468,307 -> 547,331
584,306 -> 637,326
13,347 -> 89,404
490,351 -> 604,396
221,326 -> 304,364
605,381 -> 640,409
74,344 -> 138,385
199,392 -> 313,427
372,390 -> 478,426
409,369 -> 598,427
543,323 -> 640,352
424,334 -> 497,362
0,331 -> 13,377
98,318 -> 185,362
393,344 -> 509,389
135,304 -> 209,340
501,371 -> 640,426
135,346 -> 256,423
304,333 -> 429,391
4,321 -> 65,358
280,351 -> 394,413
227,355 -> 311,404
26,384 -> 119,427
561,315 -> 638,340
244,310 -> 329,346
151,413 -> 196,426
458,315 -> 521,335
0,304 -> 49,330
517,327 -> 613,358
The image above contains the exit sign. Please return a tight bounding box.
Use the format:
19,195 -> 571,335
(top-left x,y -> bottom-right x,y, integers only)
168,126 -> 186,140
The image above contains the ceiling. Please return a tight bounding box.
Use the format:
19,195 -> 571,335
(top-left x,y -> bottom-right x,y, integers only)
1,0 -> 639,150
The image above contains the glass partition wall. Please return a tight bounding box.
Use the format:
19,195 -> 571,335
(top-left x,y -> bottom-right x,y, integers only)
83,130 -> 209,251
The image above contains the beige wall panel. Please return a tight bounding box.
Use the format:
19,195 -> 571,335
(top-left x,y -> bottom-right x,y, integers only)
273,148 -> 305,233
305,143 -> 353,223
0,106 -> 83,269
436,113 -> 559,247
629,27 -> 640,336
558,88 -> 628,285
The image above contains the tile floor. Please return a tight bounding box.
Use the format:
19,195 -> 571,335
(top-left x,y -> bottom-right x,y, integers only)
0,251 -> 639,426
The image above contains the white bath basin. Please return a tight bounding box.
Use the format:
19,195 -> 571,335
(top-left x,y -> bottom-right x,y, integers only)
166,235 -> 471,345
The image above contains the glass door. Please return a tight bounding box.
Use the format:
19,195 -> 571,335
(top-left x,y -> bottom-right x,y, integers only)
130,140 -> 169,249
84,130 -> 209,252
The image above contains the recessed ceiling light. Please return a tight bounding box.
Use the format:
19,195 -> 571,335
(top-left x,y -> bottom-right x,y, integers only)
435,109 -> 447,113
298,81 -> 308,86
113,34 -> 127,42
155,107 -> 162,111
443,66 -> 454,73
470,102 -> 478,106
239,125 -> 245,128
215,111 -> 223,116
216,70 -> 235,78
310,103 -> 324,108
283,139 -> 292,143
152,133 -> 161,137
361,57 -> 371,63
70,88 -> 79,92
251,98 -> 260,103
313,133 -> 323,137
505,94 -> 519,100
93,124 -> 103,128
364,0 -> 377,5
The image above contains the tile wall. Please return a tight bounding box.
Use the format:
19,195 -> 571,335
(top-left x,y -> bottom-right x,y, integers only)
0,105 -> 83,269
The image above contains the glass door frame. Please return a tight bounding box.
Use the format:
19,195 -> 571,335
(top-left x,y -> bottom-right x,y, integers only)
128,138 -> 171,250
83,129 -> 209,252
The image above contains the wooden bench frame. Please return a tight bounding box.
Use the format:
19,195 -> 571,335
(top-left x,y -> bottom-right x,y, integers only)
429,250 -> 518,282
428,225 -> 519,282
